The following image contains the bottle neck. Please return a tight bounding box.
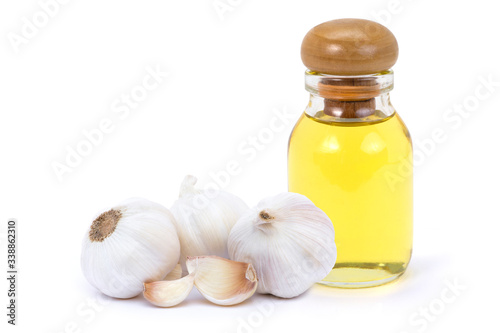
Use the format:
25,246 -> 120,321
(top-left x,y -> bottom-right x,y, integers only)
304,70 -> 395,123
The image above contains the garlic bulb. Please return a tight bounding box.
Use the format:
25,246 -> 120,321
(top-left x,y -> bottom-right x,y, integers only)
170,175 -> 249,270
81,198 -> 180,299
164,264 -> 183,281
228,192 -> 337,298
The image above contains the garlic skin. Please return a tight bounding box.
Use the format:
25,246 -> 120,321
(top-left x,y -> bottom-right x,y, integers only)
170,176 -> 249,270
186,256 -> 258,306
228,192 -> 337,298
81,198 -> 180,299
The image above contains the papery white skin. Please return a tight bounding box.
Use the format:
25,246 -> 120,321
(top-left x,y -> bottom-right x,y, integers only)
170,176 -> 249,271
228,192 -> 337,298
81,198 -> 180,299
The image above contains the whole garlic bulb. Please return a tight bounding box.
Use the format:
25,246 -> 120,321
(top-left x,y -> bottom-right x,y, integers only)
81,198 -> 180,299
170,175 -> 249,270
228,192 -> 337,298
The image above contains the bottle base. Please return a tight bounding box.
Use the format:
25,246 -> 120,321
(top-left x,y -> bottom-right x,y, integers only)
318,262 -> 407,289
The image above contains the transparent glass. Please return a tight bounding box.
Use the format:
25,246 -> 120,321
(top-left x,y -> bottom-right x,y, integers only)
288,70 -> 413,288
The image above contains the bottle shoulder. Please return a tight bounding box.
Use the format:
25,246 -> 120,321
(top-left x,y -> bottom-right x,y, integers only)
289,111 -> 412,154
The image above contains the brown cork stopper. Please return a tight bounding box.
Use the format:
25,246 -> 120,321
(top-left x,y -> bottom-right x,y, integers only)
301,18 -> 398,75
301,19 -> 398,118
319,75 -> 380,118
89,209 -> 122,242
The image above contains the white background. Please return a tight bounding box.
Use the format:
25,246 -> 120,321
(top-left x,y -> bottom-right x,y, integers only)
1,0 -> 499,332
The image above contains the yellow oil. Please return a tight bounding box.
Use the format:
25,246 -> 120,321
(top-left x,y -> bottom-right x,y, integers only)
288,111 -> 413,288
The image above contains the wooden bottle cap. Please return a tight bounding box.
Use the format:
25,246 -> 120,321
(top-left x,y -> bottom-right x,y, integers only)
301,19 -> 398,75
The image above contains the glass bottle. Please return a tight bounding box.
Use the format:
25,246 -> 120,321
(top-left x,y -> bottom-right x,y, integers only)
288,19 -> 413,288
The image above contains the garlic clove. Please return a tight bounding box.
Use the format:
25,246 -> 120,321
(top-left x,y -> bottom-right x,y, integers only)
164,264 -> 183,281
186,256 -> 258,306
143,273 -> 195,307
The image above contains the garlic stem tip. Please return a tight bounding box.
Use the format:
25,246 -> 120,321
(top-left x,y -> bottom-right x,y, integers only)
179,175 -> 199,197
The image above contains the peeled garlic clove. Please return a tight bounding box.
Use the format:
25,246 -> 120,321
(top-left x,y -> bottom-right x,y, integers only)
170,175 -> 249,271
186,256 -> 258,306
228,192 -> 337,298
81,198 -> 181,299
143,273 -> 195,307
